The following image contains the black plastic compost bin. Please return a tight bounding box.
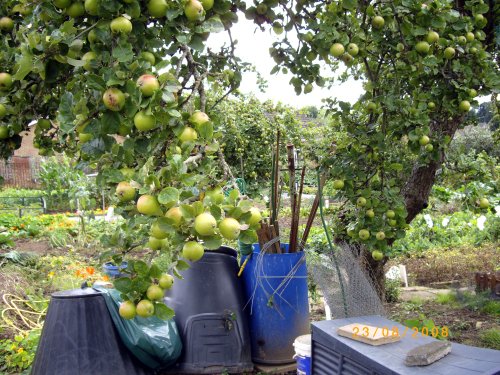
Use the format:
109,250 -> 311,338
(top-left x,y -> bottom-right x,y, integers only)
164,246 -> 253,374
31,288 -> 151,375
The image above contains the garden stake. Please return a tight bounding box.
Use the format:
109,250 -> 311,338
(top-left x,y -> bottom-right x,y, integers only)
269,225 -> 281,253
287,144 -> 298,253
295,166 -> 306,251
272,130 -> 281,223
300,174 -> 326,250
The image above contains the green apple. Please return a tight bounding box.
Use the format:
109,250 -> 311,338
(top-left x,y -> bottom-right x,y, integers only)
428,101 -> 436,110
375,231 -> 385,241
146,284 -> 164,300
0,17 -> 14,32
426,31 -> 439,44
148,0 -> 168,17
419,135 -> 430,146
137,195 -> 162,216
165,207 -> 183,226
388,219 -> 397,227
396,43 -> 405,52
358,229 -> 370,240
444,47 -> 455,59
184,0 -> 204,21
201,0 -> 213,10
367,101 -> 377,111
0,126 -> 9,139
141,51 -> 156,65
366,209 -> 375,218
116,181 -> 136,202
79,133 -> 93,143
136,299 -> 154,318
479,198 -> 489,209
134,111 -> 156,131
66,2 -> 85,17
147,236 -> 162,250
469,89 -> 477,98
54,0 -> 71,8
457,36 -> 467,45
84,0 -> 98,15
88,29 -> 98,43
0,104 -> 6,118
247,207 -> 262,226
119,300 -> 136,319
466,32 -> 475,42
386,210 -> 396,219
110,16 -> 133,34
333,179 -> 344,189
102,87 -> 125,111
137,74 -> 160,97
120,167 -> 135,179
356,197 -> 367,207
459,100 -> 470,112
415,41 -> 430,54
256,3 -> 267,14
82,51 -> 96,71
347,43 -> 359,57
329,43 -> 345,58
304,83 -> 313,94
151,220 -> 168,239
0,72 -> 13,90
425,144 -> 433,152
219,218 -> 241,240
179,127 -> 198,142
159,274 -> 174,289
182,241 -> 204,262
194,212 -> 217,236
372,16 -> 385,29
371,250 -> 384,261
474,14 -> 485,24
189,111 -> 210,126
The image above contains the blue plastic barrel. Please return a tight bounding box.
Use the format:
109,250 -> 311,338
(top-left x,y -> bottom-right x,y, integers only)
102,262 -> 128,278
240,244 -> 310,364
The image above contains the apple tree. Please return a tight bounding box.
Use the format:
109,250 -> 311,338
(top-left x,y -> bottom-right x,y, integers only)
0,0 -> 265,319
243,0 -> 499,294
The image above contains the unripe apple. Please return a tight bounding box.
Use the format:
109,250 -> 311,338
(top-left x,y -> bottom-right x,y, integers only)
365,209 -> 375,218
189,111 -> 210,126
248,207 -> 262,226
159,274 -> 174,289
194,212 -> 217,236
88,29 -> 98,43
457,36 -> 467,45
147,236 -> 162,250
141,52 -> 156,65
304,83 -> 313,94
182,241 -> 204,262
116,181 -> 136,202
459,100 -> 471,112
469,89 -> 477,98
137,74 -> 160,97
66,2 -> 85,17
136,300 -> 154,318
134,111 -> 156,131
0,17 -> 14,32
184,0 -> 204,21
358,229 -> 370,240
79,133 -> 93,143
137,195 -> 162,216
376,231 -> 386,241
84,0 -> 98,15
478,198 -> 489,209
372,16 -> 385,29
201,0 -> 214,10
396,43 -> 405,52
444,47 -> 455,59
367,101 -> 377,111
386,210 -> 396,219
103,88 -> 125,111
426,31 -> 439,44
148,0 -> 168,17
415,41 -> 430,54
146,284 -> 164,300
179,127 -> 198,143
54,0 -> 71,9
329,43 -> 345,58
82,51 -> 96,71
151,220 -> 168,239
419,135 -> 430,146
356,197 -> 367,207
371,250 -> 384,261
428,102 -> 436,110
0,72 -> 13,90
256,3 -> 267,15
347,43 -> 359,57
119,300 -> 136,319
219,217 -> 241,240
110,16 -> 133,34
425,144 -> 434,152
164,207 -> 182,227
474,14 -> 485,24
388,219 -> 398,227
0,126 -> 9,139
333,179 -> 344,189
0,104 -> 6,118
465,32 -> 475,42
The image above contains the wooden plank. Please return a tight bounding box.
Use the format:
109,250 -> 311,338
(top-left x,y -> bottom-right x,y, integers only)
337,323 -> 401,346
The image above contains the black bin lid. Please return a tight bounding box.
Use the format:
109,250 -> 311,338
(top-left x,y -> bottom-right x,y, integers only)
51,287 -> 102,299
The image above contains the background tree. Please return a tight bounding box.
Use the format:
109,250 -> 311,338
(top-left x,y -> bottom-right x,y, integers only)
243,0 -> 499,294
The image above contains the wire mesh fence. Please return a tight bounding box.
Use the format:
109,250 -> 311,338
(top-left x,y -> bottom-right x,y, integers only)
0,156 -> 42,188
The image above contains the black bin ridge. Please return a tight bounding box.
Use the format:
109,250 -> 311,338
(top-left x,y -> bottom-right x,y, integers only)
164,246 -> 253,374
31,288 -> 151,375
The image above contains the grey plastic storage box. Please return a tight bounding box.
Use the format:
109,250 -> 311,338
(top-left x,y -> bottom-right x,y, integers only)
312,316 -> 500,375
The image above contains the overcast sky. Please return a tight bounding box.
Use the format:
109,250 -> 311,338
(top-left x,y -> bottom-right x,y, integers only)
209,17 -> 364,108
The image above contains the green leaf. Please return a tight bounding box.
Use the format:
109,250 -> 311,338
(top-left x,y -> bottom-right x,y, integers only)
114,277 -> 132,293
342,0 -> 358,10
202,235 -> 223,250
155,303 -> 175,320
197,122 -> 213,140
13,53 -> 34,81
239,229 -> 258,245
209,205 -> 222,219
238,200 -> 253,212
196,16 -> 224,33
134,260 -> 149,276
180,204 -> 195,219
192,201 -> 204,216
113,42 -> 134,63
149,264 -> 162,278
158,187 -> 179,205
176,260 -> 190,271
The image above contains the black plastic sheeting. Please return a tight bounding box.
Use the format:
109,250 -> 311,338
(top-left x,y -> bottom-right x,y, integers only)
164,246 -> 253,374
31,288 -> 152,375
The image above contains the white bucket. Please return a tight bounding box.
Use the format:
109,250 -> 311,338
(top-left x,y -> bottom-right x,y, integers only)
293,334 -> 311,375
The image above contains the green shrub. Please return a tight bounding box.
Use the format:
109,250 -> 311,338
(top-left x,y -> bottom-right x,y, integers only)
384,278 -> 401,303
435,292 -> 458,306
0,329 -> 41,373
480,328 -> 500,350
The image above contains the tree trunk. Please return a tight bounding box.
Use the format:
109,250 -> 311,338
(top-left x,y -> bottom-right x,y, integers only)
368,116 -> 464,300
